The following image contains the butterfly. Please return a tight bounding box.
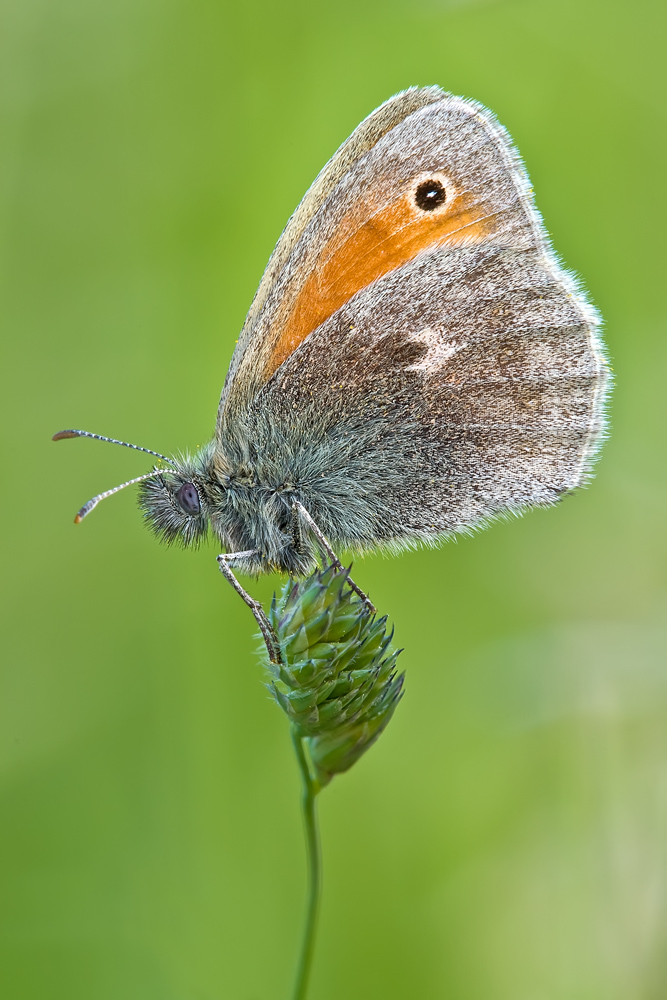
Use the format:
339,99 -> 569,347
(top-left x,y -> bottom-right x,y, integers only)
55,86 -> 609,650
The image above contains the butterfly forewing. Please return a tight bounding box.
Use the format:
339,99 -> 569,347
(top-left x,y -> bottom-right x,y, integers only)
220,89 -> 548,409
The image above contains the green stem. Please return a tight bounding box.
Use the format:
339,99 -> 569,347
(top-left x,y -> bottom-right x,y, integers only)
290,726 -> 322,1000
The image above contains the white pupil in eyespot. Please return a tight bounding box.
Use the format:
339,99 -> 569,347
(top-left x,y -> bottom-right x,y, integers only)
415,179 -> 446,211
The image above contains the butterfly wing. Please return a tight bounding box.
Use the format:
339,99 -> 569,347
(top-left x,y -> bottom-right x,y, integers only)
219,86 -> 446,412
215,88 -> 608,547
219,88 -> 565,408
247,243 -> 606,546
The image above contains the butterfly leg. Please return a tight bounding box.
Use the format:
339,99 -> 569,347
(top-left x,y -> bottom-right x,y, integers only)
217,551 -> 282,664
290,502 -> 304,557
291,500 -> 376,614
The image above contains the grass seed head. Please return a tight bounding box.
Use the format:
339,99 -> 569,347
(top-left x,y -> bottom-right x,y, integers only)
266,563 -> 404,786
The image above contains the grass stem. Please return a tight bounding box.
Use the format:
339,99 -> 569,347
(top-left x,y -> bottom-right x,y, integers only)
290,726 -> 321,1000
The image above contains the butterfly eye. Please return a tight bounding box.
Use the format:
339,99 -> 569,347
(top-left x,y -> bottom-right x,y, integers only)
176,482 -> 201,515
415,179 -> 446,211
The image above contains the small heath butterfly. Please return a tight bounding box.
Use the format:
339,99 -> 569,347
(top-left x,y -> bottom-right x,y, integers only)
55,87 -> 609,633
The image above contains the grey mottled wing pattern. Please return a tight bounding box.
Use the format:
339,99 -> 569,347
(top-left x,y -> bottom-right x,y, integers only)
247,244 -> 606,547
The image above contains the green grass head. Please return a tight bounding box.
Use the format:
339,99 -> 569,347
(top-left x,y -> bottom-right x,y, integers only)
266,563 -> 404,788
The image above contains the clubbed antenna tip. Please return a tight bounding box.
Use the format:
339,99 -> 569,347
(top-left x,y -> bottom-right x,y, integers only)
52,426 -> 176,524
72,470 -> 167,524
51,427 -> 175,465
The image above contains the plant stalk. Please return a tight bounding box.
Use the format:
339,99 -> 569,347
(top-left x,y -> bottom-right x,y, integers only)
291,725 -> 322,1000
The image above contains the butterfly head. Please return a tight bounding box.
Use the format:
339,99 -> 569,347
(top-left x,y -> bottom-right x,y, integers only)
52,429 -> 223,548
137,447 -> 217,548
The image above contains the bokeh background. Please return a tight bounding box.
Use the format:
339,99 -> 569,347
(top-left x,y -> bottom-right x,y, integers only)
2,0 -> 666,997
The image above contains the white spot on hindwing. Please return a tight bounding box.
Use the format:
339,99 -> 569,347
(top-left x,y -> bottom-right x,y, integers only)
405,326 -> 468,373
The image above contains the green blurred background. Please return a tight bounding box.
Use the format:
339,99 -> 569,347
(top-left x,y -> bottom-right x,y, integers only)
2,0 -> 666,997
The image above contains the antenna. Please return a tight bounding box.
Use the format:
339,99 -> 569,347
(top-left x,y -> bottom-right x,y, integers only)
53,428 -> 176,466
73,469 -> 168,523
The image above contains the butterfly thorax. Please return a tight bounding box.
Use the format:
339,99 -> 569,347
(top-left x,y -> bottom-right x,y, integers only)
137,409 -> 384,574
208,407 -> 382,574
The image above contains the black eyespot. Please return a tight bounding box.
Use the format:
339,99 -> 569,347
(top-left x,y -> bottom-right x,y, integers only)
176,482 -> 200,515
415,179 -> 446,211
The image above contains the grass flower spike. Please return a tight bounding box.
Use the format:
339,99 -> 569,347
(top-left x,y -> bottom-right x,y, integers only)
266,563 -> 404,788
258,562 -> 404,999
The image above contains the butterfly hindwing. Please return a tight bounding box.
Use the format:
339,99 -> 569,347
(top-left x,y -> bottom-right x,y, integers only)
237,243 -> 606,546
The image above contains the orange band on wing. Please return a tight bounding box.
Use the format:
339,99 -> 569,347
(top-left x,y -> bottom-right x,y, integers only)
264,191 -> 495,379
